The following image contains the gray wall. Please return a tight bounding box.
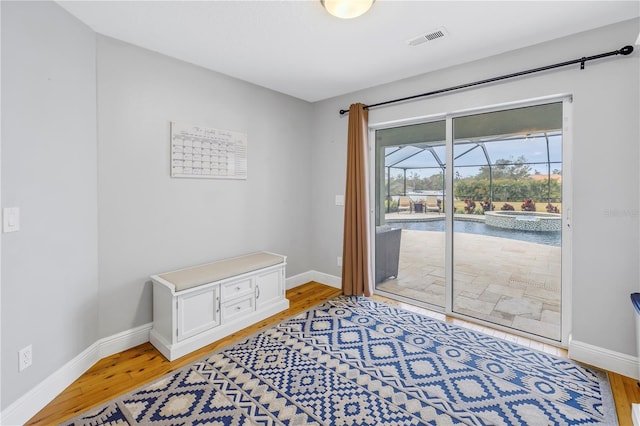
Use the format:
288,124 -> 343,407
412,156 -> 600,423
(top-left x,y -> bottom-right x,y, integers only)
1,1 -> 314,411
310,18 -> 640,357
1,1 -> 99,409
96,37 -> 313,337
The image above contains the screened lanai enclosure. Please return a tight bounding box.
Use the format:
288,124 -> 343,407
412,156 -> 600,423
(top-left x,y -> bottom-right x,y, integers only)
380,105 -> 562,212
374,102 -> 566,342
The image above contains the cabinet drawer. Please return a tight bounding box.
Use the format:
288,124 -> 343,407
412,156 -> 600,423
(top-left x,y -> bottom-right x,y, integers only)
221,278 -> 253,301
221,296 -> 254,322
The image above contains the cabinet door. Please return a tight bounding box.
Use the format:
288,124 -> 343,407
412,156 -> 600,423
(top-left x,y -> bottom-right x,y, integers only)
255,268 -> 283,309
177,285 -> 219,341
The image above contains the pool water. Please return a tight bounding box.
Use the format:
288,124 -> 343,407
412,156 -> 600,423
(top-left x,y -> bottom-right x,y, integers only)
391,219 -> 561,247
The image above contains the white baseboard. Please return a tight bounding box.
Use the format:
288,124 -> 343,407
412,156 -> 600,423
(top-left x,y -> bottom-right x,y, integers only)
0,342 -> 101,426
0,323 -> 152,426
0,270 -> 340,425
569,339 -> 638,379
3,271 -> 342,425
99,322 -> 153,359
286,270 -> 341,290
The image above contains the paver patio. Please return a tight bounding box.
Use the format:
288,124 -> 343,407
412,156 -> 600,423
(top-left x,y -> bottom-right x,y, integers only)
376,227 -> 561,340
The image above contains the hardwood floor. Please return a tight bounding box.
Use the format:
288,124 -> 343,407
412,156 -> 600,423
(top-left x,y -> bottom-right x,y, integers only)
27,282 -> 640,425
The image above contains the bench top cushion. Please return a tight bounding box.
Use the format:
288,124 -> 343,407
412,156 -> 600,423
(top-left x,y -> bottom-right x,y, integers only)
157,252 -> 285,292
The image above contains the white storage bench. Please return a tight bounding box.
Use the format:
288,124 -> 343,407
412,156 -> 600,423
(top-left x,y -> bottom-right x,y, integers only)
150,251 -> 288,360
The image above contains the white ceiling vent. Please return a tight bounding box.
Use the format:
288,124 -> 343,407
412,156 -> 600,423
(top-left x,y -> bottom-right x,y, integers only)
406,28 -> 447,47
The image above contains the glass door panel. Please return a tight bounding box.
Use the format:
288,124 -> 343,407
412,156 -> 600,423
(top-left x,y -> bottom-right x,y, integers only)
451,103 -> 563,340
374,121 -> 447,308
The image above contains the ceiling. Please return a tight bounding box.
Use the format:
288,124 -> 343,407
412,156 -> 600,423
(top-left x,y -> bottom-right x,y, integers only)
56,1 -> 640,103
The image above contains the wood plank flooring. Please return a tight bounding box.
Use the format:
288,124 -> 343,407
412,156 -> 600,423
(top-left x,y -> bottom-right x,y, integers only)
27,282 -> 640,425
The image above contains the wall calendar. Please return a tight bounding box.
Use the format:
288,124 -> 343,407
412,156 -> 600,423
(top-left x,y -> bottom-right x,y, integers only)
170,122 -> 247,179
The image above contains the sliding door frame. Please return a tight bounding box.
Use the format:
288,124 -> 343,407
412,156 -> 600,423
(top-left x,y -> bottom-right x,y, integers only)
369,94 -> 573,347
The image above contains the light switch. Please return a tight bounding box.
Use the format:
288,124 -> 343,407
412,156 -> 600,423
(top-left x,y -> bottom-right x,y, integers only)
335,195 -> 345,206
3,207 -> 20,233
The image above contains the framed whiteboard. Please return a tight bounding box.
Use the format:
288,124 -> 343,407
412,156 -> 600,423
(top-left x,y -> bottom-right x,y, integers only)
170,122 -> 247,179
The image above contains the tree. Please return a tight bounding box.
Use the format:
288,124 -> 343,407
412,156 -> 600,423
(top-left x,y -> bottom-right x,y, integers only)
425,171 -> 445,191
475,155 -> 532,180
387,169 -> 444,195
455,176 -> 561,202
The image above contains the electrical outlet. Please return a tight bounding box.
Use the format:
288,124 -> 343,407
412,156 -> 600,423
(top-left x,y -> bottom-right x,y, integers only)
19,345 -> 32,371
337,256 -> 342,267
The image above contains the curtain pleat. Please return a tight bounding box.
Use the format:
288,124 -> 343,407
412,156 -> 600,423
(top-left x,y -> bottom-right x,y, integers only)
342,103 -> 372,297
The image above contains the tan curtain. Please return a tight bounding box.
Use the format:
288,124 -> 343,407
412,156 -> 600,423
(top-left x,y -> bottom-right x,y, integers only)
342,103 -> 373,296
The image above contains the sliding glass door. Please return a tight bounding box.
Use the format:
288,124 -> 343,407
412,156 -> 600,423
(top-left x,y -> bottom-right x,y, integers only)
451,103 -> 563,341
374,100 -> 567,342
374,121 -> 447,307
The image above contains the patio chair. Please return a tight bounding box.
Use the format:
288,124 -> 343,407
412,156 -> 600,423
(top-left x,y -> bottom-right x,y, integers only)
398,196 -> 413,214
375,226 -> 402,283
425,195 -> 441,212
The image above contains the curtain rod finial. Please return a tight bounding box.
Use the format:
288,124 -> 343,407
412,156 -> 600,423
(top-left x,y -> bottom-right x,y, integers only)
620,45 -> 634,55
339,109 -> 349,116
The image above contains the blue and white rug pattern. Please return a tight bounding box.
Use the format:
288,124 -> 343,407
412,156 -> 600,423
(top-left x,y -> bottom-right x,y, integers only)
64,296 -> 617,425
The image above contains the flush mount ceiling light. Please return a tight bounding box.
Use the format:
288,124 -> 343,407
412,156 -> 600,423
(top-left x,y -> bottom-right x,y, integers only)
321,0 -> 374,19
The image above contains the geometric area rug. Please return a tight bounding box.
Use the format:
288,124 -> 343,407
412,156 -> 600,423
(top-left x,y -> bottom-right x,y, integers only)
63,296 -> 618,425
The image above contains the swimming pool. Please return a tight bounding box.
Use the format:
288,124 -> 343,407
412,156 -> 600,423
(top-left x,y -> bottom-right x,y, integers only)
390,219 -> 561,246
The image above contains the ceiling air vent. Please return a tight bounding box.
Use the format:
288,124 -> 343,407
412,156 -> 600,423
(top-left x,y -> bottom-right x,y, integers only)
406,28 -> 447,47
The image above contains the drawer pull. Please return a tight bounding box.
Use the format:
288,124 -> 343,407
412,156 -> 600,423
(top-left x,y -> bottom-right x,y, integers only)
235,306 -> 242,311
235,286 -> 241,291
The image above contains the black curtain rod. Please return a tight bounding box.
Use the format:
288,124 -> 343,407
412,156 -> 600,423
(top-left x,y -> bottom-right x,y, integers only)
339,44 -> 634,115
